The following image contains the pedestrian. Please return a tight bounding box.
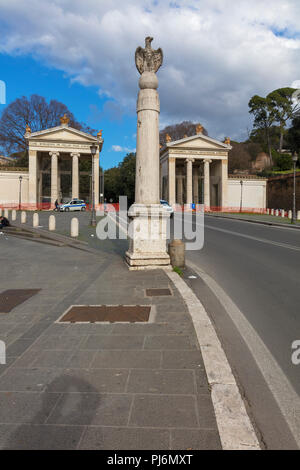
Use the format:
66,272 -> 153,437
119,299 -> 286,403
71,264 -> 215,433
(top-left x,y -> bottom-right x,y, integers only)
54,199 -> 59,211
0,216 -> 10,229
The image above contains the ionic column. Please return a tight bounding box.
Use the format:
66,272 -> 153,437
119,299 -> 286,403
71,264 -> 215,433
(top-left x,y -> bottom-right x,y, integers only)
168,157 -> 176,205
193,166 -> 199,204
71,153 -> 80,199
221,159 -> 228,210
50,152 -> 59,207
93,152 -> 100,207
203,159 -> 212,210
177,169 -> 183,205
185,158 -> 194,204
28,149 -> 38,209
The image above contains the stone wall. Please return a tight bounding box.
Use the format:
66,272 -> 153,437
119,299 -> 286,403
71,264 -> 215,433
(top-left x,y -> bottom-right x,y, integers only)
227,176 -> 267,210
267,173 -> 300,211
0,169 -> 29,207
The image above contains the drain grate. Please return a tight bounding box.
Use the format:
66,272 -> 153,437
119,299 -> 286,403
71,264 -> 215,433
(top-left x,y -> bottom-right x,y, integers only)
0,289 -> 41,313
146,288 -> 172,297
58,305 -> 152,323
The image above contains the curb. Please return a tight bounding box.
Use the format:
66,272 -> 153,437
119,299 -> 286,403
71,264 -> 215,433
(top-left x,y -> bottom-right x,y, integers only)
165,269 -> 261,450
206,213 -> 300,230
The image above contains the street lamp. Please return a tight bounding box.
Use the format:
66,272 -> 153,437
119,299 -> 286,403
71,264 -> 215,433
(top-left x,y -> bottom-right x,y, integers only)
291,152 -> 298,224
240,179 -> 244,213
19,175 -> 23,211
90,144 -> 98,227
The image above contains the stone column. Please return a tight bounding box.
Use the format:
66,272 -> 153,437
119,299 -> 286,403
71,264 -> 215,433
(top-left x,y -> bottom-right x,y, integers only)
93,152 -> 100,207
126,37 -> 170,269
71,153 -> 80,199
177,168 -> 184,205
38,171 -> 43,206
220,159 -> 228,210
168,157 -> 176,205
193,166 -> 199,204
50,152 -> 59,207
28,149 -> 38,209
203,159 -> 212,210
185,158 -> 194,205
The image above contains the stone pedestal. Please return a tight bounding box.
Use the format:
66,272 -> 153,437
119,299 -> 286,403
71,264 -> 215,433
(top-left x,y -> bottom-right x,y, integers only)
126,40 -> 170,270
126,204 -> 170,270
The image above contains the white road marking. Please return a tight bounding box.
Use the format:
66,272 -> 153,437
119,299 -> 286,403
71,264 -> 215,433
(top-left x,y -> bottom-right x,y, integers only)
167,269 -> 261,450
204,223 -> 300,252
187,260 -> 300,449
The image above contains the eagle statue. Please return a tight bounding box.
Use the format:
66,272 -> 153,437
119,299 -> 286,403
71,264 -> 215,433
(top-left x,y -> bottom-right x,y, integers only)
135,37 -> 163,75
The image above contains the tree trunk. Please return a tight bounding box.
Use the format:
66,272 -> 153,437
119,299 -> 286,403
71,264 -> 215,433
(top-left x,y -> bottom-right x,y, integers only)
266,129 -> 273,166
279,126 -> 284,153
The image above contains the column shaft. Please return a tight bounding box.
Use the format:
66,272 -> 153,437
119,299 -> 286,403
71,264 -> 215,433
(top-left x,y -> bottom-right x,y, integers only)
135,88 -> 160,204
220,159 -> 228,210
71,153 -> 80,199
203,159 -> 211,209
168,157 -> 176,205
50,152 -> 59,207
186,159 -> 194,204
28,149 -> 38,208
193,167 -> 199,204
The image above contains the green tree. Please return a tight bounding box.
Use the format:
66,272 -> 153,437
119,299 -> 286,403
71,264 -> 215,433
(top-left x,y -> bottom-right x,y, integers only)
159,121 -> 208,146
287,116 -> 300,156
119,153 -> 136,205
104,153 -> 136,205
248,95 -> 276,164
267,88 -> 300,153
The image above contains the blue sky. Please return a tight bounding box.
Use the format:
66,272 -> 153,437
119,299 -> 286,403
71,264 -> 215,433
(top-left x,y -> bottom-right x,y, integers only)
0,0 -> 300,169
0,53 -> 137,170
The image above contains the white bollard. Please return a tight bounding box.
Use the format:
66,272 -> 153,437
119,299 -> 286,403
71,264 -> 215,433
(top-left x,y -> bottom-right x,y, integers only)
271,209 -> 274,216
49,215 -> 56,231
298,211 -> 300,221
288,210 -> 292,219
33,213 -> 39,227
4,209 -> 8,218
21,211 -> 26,224
275,210 -> 279,217
12,210 -> 17,221
281,210 -> 285,218
71,217 -> 79,238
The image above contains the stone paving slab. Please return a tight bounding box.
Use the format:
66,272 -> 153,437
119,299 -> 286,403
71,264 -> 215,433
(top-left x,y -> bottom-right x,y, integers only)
0,234 -> 221,449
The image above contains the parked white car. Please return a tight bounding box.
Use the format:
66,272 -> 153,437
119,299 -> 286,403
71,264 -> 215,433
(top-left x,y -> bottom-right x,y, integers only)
160,200 -> 174,216
59,199 -> 86,212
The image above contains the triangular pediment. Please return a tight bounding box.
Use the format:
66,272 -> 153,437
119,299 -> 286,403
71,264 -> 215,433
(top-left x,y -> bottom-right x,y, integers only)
27,126 -> 98,143
166,134 -> 230,151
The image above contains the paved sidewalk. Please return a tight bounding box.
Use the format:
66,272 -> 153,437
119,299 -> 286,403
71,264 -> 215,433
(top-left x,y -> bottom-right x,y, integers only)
0,234 -> 221,450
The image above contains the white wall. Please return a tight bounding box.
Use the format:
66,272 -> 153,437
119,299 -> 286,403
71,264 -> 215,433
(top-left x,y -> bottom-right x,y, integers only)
228,178 -> 267,210
0,171 -> 29,207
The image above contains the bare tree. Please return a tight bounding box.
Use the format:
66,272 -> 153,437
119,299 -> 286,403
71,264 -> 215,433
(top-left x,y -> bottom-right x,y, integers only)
159,121 -> 208,146
0,94 -> 95,156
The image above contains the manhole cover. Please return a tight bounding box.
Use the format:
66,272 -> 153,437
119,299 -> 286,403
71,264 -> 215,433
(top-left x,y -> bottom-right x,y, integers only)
58,305 -> 152,323
146,288 -> 172,297
0,289 -> 41,313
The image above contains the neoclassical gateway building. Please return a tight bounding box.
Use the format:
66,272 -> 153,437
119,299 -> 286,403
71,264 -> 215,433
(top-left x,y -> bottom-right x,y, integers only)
0,115 -> 104,209
160,125 -> 267,210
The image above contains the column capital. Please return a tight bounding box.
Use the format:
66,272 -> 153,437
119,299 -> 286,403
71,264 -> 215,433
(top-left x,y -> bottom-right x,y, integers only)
70,152 -> 80,158
185,158 -> 195,164
203,158 -> 212,164
49,151 -> 59,157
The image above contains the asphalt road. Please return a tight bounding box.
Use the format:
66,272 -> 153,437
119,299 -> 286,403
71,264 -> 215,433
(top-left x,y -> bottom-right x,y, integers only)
182,214 -> 300,448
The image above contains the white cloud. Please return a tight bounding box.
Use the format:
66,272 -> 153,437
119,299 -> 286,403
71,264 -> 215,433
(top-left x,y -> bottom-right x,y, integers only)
1,0 -> 300,140
112,145 -> 136,153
